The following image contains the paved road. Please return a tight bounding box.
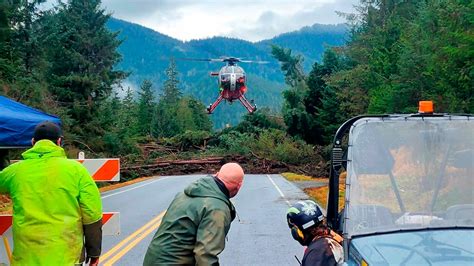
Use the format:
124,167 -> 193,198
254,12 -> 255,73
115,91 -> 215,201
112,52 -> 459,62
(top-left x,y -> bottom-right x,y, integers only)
219,174 -> 309,266
101,174 -> 309,266
1,174 -> 310,265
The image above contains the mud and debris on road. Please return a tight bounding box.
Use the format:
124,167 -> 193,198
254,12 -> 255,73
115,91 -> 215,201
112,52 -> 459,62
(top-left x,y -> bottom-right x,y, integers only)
121,155 -> 328,181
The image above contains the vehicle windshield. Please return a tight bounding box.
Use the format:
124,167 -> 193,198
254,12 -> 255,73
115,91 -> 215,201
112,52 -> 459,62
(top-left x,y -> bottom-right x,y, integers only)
344,116 -> 474,238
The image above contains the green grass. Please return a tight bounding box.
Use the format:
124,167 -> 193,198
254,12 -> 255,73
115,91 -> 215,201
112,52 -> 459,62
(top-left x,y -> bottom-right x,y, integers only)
281,172 -> 328,182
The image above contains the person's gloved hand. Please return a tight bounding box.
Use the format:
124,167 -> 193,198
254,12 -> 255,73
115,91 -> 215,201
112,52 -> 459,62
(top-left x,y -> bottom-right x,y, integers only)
86,257 -> 99,266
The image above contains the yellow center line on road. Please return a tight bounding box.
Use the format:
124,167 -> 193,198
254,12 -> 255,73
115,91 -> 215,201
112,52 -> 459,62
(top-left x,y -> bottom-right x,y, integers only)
100,211 -> 166,264
102,216 -> 165,266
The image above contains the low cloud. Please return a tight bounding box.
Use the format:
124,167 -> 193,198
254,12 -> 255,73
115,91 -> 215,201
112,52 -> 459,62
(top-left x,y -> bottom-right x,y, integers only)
44,0 -> 357,41
228,1 -> 356,41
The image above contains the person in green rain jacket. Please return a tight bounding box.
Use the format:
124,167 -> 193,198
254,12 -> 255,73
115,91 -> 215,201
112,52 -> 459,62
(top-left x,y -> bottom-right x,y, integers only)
143,163 -> 245,265
0,121 -> 103,266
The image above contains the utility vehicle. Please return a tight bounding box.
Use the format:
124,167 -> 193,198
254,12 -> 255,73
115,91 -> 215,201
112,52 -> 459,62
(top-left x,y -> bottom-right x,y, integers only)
327,102 -> 473,265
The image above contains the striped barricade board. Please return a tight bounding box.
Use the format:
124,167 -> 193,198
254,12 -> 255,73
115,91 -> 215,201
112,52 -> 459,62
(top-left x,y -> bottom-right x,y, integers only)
0,212 -> 120,236
8,158 -> 121,182
79,158 -> 120,182
102,212 -> 121,236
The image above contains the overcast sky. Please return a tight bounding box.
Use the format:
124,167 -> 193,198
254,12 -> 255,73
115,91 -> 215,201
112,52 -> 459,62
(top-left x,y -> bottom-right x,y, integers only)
49,0 -> 358,42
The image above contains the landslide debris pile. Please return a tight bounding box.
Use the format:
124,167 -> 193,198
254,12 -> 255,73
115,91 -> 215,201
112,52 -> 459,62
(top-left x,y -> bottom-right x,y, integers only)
120,142 -> 327,179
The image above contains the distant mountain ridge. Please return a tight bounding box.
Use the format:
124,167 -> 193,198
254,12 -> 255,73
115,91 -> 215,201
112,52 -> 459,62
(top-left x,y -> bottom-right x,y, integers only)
106,18 -> 348,128
258,23 -> 348,68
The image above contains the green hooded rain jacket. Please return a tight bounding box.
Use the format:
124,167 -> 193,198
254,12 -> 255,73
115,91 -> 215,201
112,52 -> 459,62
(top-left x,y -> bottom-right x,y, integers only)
0,140 -> 102,265
143,177 -> 235,265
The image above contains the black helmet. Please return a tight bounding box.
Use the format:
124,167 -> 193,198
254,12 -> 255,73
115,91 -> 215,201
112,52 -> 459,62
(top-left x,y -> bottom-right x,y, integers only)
287,200 -> 324,246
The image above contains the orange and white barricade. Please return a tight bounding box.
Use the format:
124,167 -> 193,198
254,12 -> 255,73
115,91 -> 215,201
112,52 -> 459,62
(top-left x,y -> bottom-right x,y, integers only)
0,212 -> 120,237
0,215 -> 13,262
79,158 -> 120,182
102,212 -> 121,236
7,158 -> 121,182
0,212 -> 120,263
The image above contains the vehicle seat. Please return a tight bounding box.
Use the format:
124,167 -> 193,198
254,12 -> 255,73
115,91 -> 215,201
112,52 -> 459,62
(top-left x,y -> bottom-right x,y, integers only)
345,205 -> 394,232
446,204 -> 474,223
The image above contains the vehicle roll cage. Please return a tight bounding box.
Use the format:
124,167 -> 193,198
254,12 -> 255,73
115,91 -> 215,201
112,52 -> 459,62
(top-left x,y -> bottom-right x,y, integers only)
326,113 -> 473,230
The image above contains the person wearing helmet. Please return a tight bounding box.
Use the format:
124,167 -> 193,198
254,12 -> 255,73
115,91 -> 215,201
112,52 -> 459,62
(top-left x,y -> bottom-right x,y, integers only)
143,162 -> 245,265
287,200 -> 343,266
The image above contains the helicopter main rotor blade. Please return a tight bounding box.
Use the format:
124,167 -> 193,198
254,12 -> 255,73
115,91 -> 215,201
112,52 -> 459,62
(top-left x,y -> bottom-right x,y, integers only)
173,56 -> 269,64
174,57 -> 223,62
239,60 -> 270,64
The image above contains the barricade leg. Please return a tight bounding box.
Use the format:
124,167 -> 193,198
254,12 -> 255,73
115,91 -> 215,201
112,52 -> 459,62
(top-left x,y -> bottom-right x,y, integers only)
2,236 -> 12,263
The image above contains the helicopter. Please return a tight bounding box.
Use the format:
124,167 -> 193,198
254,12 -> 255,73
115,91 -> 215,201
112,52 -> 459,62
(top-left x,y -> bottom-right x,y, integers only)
179,57 -> 268,114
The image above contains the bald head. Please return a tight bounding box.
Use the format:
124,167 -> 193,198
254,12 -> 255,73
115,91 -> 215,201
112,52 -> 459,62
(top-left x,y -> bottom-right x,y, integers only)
216,163 -> 244,197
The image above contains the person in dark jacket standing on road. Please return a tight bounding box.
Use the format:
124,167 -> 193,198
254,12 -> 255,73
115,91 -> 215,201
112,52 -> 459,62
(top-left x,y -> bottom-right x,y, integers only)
287,200 -> 343,266
143,162 -> 244,265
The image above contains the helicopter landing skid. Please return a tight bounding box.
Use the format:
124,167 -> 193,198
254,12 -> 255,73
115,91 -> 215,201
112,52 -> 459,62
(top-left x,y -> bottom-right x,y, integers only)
207,94 -> 256,114
207,95 -> 224,114
238,95 -> 257,113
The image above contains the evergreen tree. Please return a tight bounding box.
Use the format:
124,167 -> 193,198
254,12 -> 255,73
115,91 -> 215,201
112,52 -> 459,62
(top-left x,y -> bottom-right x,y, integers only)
100,89 -> 139,155
332,0 -> 416,115
272,44 -> 319,143
317,85 -> 343,144
137,80 -> 155,136
9,0 -> 46,75
154,101 -> 182,138
0,0 -> 14,81
1,0 -> 51,108
162,59 -> 182,105
154,59 -> 183,137
98,92 -> 121,131
185,97 -> 213,132
175,98 -> 195,132
304,48 -> 344,144
395,0 -> 473,113
45,0 -> 126,144
119,87 -> 138,136
330,0 -> 472,115
271,45 -> 305,87
154,60 -> 212,137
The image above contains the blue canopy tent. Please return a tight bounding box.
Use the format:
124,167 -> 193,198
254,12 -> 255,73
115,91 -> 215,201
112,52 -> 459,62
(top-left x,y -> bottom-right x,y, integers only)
0,96 -> 61,147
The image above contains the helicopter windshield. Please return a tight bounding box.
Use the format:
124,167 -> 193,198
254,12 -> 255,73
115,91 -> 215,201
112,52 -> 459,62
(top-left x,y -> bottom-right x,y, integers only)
220,66 -> 233,74
344,116 -> 474,238
233,67 -> 244,74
